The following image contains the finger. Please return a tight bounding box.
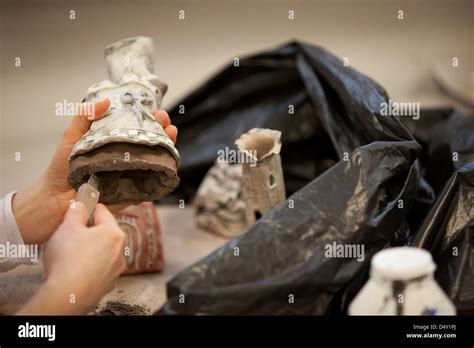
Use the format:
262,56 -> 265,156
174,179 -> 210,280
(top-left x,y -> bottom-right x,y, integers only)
93,203 -> 119,227
63,98 -> 110,142
63,201 -> 89,226
107,202 -> 132,215
165,125 -> 178,144
77,98 -> 110,119
153,110 -> 171,128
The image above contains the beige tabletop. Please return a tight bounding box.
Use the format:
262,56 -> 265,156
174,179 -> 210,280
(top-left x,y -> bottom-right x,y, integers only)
0,206 -> 227,315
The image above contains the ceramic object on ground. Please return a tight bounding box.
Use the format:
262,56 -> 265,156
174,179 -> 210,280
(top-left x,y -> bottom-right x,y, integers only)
235,128 -> 286,227
115,202 -> 164,274
193,161 -> 247,238
349,247 -> 455,315
69,36 -> 179,204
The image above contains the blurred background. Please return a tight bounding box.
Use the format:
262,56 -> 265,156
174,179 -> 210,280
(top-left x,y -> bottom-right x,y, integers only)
0,0 -> 472,194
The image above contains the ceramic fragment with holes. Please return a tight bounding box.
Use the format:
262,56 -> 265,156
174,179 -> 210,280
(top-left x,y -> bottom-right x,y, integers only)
235,128 -> 286,227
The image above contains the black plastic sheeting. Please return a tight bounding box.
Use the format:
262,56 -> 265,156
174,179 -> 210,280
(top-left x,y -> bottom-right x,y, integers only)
166,41 -> 414,202
159,41 -> 473,315
411,112 -> 474,315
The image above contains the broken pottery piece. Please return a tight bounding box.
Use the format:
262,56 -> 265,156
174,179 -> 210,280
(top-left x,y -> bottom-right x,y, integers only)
114,203 -> 164,274
235,128 -> 286,227
68,37 -> 180,204
193,161 -> 247,238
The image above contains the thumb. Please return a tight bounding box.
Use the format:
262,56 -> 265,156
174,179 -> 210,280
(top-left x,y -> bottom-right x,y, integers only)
63,201 -> 89,226
93,203 -> 119,227
62,98 -> 110,143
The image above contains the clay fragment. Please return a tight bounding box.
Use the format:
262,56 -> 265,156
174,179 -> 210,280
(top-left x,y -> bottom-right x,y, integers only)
193,161 -> 246,238
94,301 -> 150,316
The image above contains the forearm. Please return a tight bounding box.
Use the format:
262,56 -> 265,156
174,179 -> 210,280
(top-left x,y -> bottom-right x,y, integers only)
16,278 -> 90,315
12,174 -> 69,245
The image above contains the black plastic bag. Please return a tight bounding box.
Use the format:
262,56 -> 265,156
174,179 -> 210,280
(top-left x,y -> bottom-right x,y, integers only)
411,113 -> 474,314
159,42 -> 424,315
166,41 -> 414,203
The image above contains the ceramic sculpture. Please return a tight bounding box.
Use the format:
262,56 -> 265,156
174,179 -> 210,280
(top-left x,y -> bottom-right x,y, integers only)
114,203 -> 164,274
193,128 -> 286,237
235,128 -> 286,226
68,37 -> 180,204
193,161 -> 247,238
349,247 -> 455,315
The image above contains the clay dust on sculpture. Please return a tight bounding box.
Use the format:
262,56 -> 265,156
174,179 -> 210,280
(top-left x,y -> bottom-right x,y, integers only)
68,37 -> 180,204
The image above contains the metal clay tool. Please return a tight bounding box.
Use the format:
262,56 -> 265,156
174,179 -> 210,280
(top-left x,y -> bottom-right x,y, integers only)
75,173 -> 100,226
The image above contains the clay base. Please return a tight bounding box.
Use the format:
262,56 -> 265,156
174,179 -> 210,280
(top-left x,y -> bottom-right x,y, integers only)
69,143 -> 179,204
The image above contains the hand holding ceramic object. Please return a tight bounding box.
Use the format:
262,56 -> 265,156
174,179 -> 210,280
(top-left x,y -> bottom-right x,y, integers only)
68,37 -> 180,204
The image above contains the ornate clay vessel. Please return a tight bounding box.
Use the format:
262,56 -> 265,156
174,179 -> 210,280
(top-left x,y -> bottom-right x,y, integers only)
68,37 -> 180,204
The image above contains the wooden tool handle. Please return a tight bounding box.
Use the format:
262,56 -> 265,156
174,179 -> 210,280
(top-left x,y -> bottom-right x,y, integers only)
75,183 -> 100,226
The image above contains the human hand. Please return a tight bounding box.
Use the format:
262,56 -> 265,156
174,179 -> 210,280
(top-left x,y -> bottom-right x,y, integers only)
17,201 -> 127,315
13,98 -> 178,245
